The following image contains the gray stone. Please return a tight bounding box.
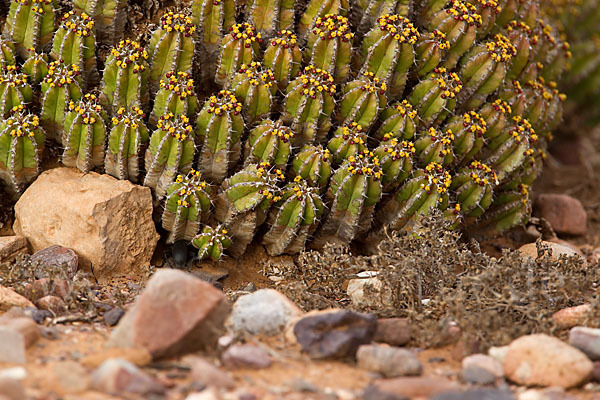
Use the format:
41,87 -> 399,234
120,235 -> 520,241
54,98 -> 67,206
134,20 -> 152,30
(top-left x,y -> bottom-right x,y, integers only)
227,289 -> 302,336
91,358 -> 166,396
103,307 -> 125,327
31,245 -> 78,279
356,344 -> 422,378
569,326 -> 600,361
363,377 -> 459,400
0,327 -> 25,364
221,344 -> 272,369
431,388 -> 514,400
461,354 -> 504,385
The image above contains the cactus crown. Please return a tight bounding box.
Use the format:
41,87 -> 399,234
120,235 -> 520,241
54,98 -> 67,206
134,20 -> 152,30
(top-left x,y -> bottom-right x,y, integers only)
447,0 -> 482,27
263,120 -> 294,143
475,0 -> 500,12
60,11 -> 95,37
491,99 -> 512,114
313,14 -> 353,42
467,160 -> 498,186
462,111 -> 487,137
25,48 -> 46,64
339,122 -> 366,142
159,71 -> 195,99
14,0 -> 50,14
160,11 -> 196,35
426,30 -> 450,50
485,33 -> 517,62
110,40 -> 148,72
271,30 -> 298,48
67,93 -> 103,124
426,127 -> 455,150
174,169 -> 209,208
377,14 -> 420,44
297,65 -> 336,97
237,62 -> 275,88
432,67 -> 463,99
421,162 -> 452,197
111,106 -> 145,127
394,100 -> 418,119
506,20 -> 532,34
0,65 -> 28,87
525,77 -> 564,101
256,162 -> 285,203
229,23 -> 262,46
5,105 -> 40,138
380,134 -> 416,160
345,150 -> 383,180
290,175 -> 318,200
43,61 -> 80,86
360,72 -> 387,94
206,90 -> 242,115
156,112 -> 193,141
508,116 -> 537,155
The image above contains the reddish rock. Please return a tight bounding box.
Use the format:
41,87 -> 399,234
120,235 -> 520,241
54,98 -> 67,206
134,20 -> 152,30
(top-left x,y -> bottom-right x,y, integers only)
108,269 -> 230,360
188,356 -> 235,389
91,358 -> 166,396
518,241 -> 583,261
0,236 -> 28,264
0,285 -> 34,312
0,317 -> 40,348
504,334 -> 592,388
553,304 -> 592,329
373,318 -> 411,346
364,376 -> 459,399
221,344 -> 272,369
534,194 -> 587,236
0,368 -> 25,400
24,278 -> 71,302
31,245 -> 78,279
36,295 -> 67,316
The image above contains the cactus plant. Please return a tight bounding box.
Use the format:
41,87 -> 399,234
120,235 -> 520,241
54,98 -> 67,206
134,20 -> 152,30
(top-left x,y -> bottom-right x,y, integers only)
162,169 -> 212,243
470,183 -> 531,234
351,0 -> 412,39
263,175 -> 325,256
73,0 -> 127,47
375,99 -> 418,141
264,30 -> 302,90
3,0 -> 55,59
196,89 -> 244,183
0,105 -> 45,199
443,111 -> 487,164
0,39 -> 16,69
244,119 -> 293,168
22,48 -> 48,87
327,121 -> 368,165
105,106 -> 150,182
245,0 -> 294,39
40,61 -> 83,142
230,61 -> 276,125
0,65 -> 32,118
414,29 -> 450,78
337,71 -> 388,130
51,11 -> 98,88
100,39 -> 149,115
62,93 -> 107,173
290,144 -> 332,190
297,0 -> 349,41
450,160 -> 497,218
150,71 -> 199,126
281,65 -> 336,146
414,127 -> 455,166
374,133 -> 415,192
144,113 -> 196,199
215,22 -> 262,86
192,224 -> 232,261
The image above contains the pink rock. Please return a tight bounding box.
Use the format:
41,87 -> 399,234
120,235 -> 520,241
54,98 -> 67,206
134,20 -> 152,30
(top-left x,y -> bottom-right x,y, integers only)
36,295 -> 67,316
553,304 -> 592,329
504,334 -> 592,388
91,358 -> 165,396
534,194 -> 587,236
0,285 -> 34,312
221,344 -> 272,369
0,236 -> 28,264
108,269 -> 230,360
364,376 -> 459,399
0,317 -> 40,348
31,245 -> 78,279
373,318 -> 411,346
188,356 -> 235,389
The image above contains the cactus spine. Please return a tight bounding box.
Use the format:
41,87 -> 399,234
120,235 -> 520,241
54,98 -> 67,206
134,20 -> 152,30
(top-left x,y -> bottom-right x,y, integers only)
105,106 -> 150,182
231,62 -> 276,125
337,72 -> 388,130
0,65 -> 32,118
192,224 -> 232,261
215,23 -> 262,86
327,121 -> 368,165
151,71 -> 199,126
244,119 -> 293,168
3,0 -> 55,59
22,49 -> 48,87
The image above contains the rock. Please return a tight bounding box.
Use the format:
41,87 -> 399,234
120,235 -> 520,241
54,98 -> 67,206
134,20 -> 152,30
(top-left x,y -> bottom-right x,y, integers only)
0,285 -> 34,312
569,327 -> 600,361
91,358 -> 166,396
24,278 -> 71,302
431,388 -> 514,400
356,344 -> 422,378
0,327 -> 25,364
488,346 -> 509,364
36,295 -> 67,316
0,317 -> 40,348
81,347 -> 152,369
48,361 -> 90,394
347,275 -> 393,309
517,241 -> 583,261
461,354 -> 504,385
103,307 -> 125,327
108,269 -> 230,360
553,304 -> 592,329
13,168 -> 159,282
188,356 -> 235,390
593,361 -> 600,382
185,388 -> 221,400
373,318 -> 411,347
221,344 -> 272,369
534,194 -> 587,236
0,236 -> 28,264
30,245 -> 78,279
363,377 -> 459,400
293,309 -> 377,359
518,388 -> 578,400
0,367 -> 26,400
504,334 -> 593,388
226,289 -> 302,336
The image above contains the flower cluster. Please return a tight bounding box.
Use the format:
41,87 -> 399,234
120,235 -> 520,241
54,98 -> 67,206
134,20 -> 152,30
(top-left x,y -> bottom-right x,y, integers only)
206,90 -> 242,115
174,169 -> 209,208
256,162 -> 284,203
266,121 -> 294,143
0,65 -> 28,87
475,0 -> 501,13
237,62 -> 275,88
421,162 -> 452,196
377,14 -> 419,44
491,99 -> 512,114
15,0 -> 51,14
61,11 -> 94,37
297,65 -> 336,97
446,0 -> 483,26
432,67 -> 462,99
381,134 -> 416,160
426,127 -> 455,157
160,12 -> 196,36
510,116 -> 537,146
427,29 -> 450,50
67,93 -> 103,124
467,160 -> 498,186
346,150 -> 383,180
313,14 -> 354,42
6,105 -> 40,138
290,175 -> 318,201
360,72 -> 387,94
157,112 -> 193,140
110,40 -> 148,73
394,100 -> 418,119
229,23 -> 262,47
462,111 -> 487,137
111,106 -> 145,127
270,30 -> 297,48
485,34 -> 517,63
159,71 -> 195,98
43,61 -> 80,86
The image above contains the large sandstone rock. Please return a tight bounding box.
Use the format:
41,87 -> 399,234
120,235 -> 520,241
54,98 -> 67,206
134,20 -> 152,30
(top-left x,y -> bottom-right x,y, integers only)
13,168 -> 159,282
0,236 -> 28,264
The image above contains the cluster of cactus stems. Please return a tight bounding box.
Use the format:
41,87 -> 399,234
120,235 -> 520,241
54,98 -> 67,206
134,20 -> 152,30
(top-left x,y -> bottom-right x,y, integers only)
0,0 -> 577,259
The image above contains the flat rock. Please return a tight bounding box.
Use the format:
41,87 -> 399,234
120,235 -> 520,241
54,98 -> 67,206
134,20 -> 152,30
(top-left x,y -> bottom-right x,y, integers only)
431,388 -> 514,400
569,326 -> 600,360
0,327 -> 25,364
553,304 -> 592,329
373,318 -> 411,346
91,358 -> 166,396
0,236 -> 28,264
221,343 -> 272,369
188,356 -> 235,389
504,334 -> 592,388
81,347 -> 152,369
356,344 -> 422,378
108,269 -> 230,360
13,168 -> 159,282
518,242 -> 583,261
364,376 -> 459,400
293,309 -> 377,359
461,354 -> 504,385
0,285 -> 34,312
534,194 -> 587,236
226,289 -> 302,336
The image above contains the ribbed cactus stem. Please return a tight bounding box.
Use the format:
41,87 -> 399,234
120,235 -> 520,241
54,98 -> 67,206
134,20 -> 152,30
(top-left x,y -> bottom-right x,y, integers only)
471,183 -> 531,233
0,65 -> 32,118
445,110 -> 487,164
291,144 -> 332,190
151,71 -> 199,126
374,134 -> 415,192
215,23 -> 262,86
246,0 -> 294,39
62,93 -> 107,173
469,0 -> 501,38
414,127 -> 455,166
144,113 -> 196,199
244,119 -> 294,168
282,65 -> 336,146
414,29 -> 450,78
105,106 -> 150,182
162,169 -> 212,243
503,20 -> 533,82
100,39 -> 149,115
264,30 -> 302,90
0,40 -> 16,69
0,105 -> 45,199
196,89 -> 244,184
192,224 -> 232,261
297,0 -> 349,41
451,160 -> 497,217
305,14 -> 354,83
327,121 -> 368,165
352,0 -> 412,39
51,11 -> 98,88
337,71 -> 388,130
478,98 -> 512,141
73,0 -> 127,47
22,48 -> 48,87
3,0 -> 55,59
263,175 -> 325,256
376,99 -> 418,140
231,61 -> 276,125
